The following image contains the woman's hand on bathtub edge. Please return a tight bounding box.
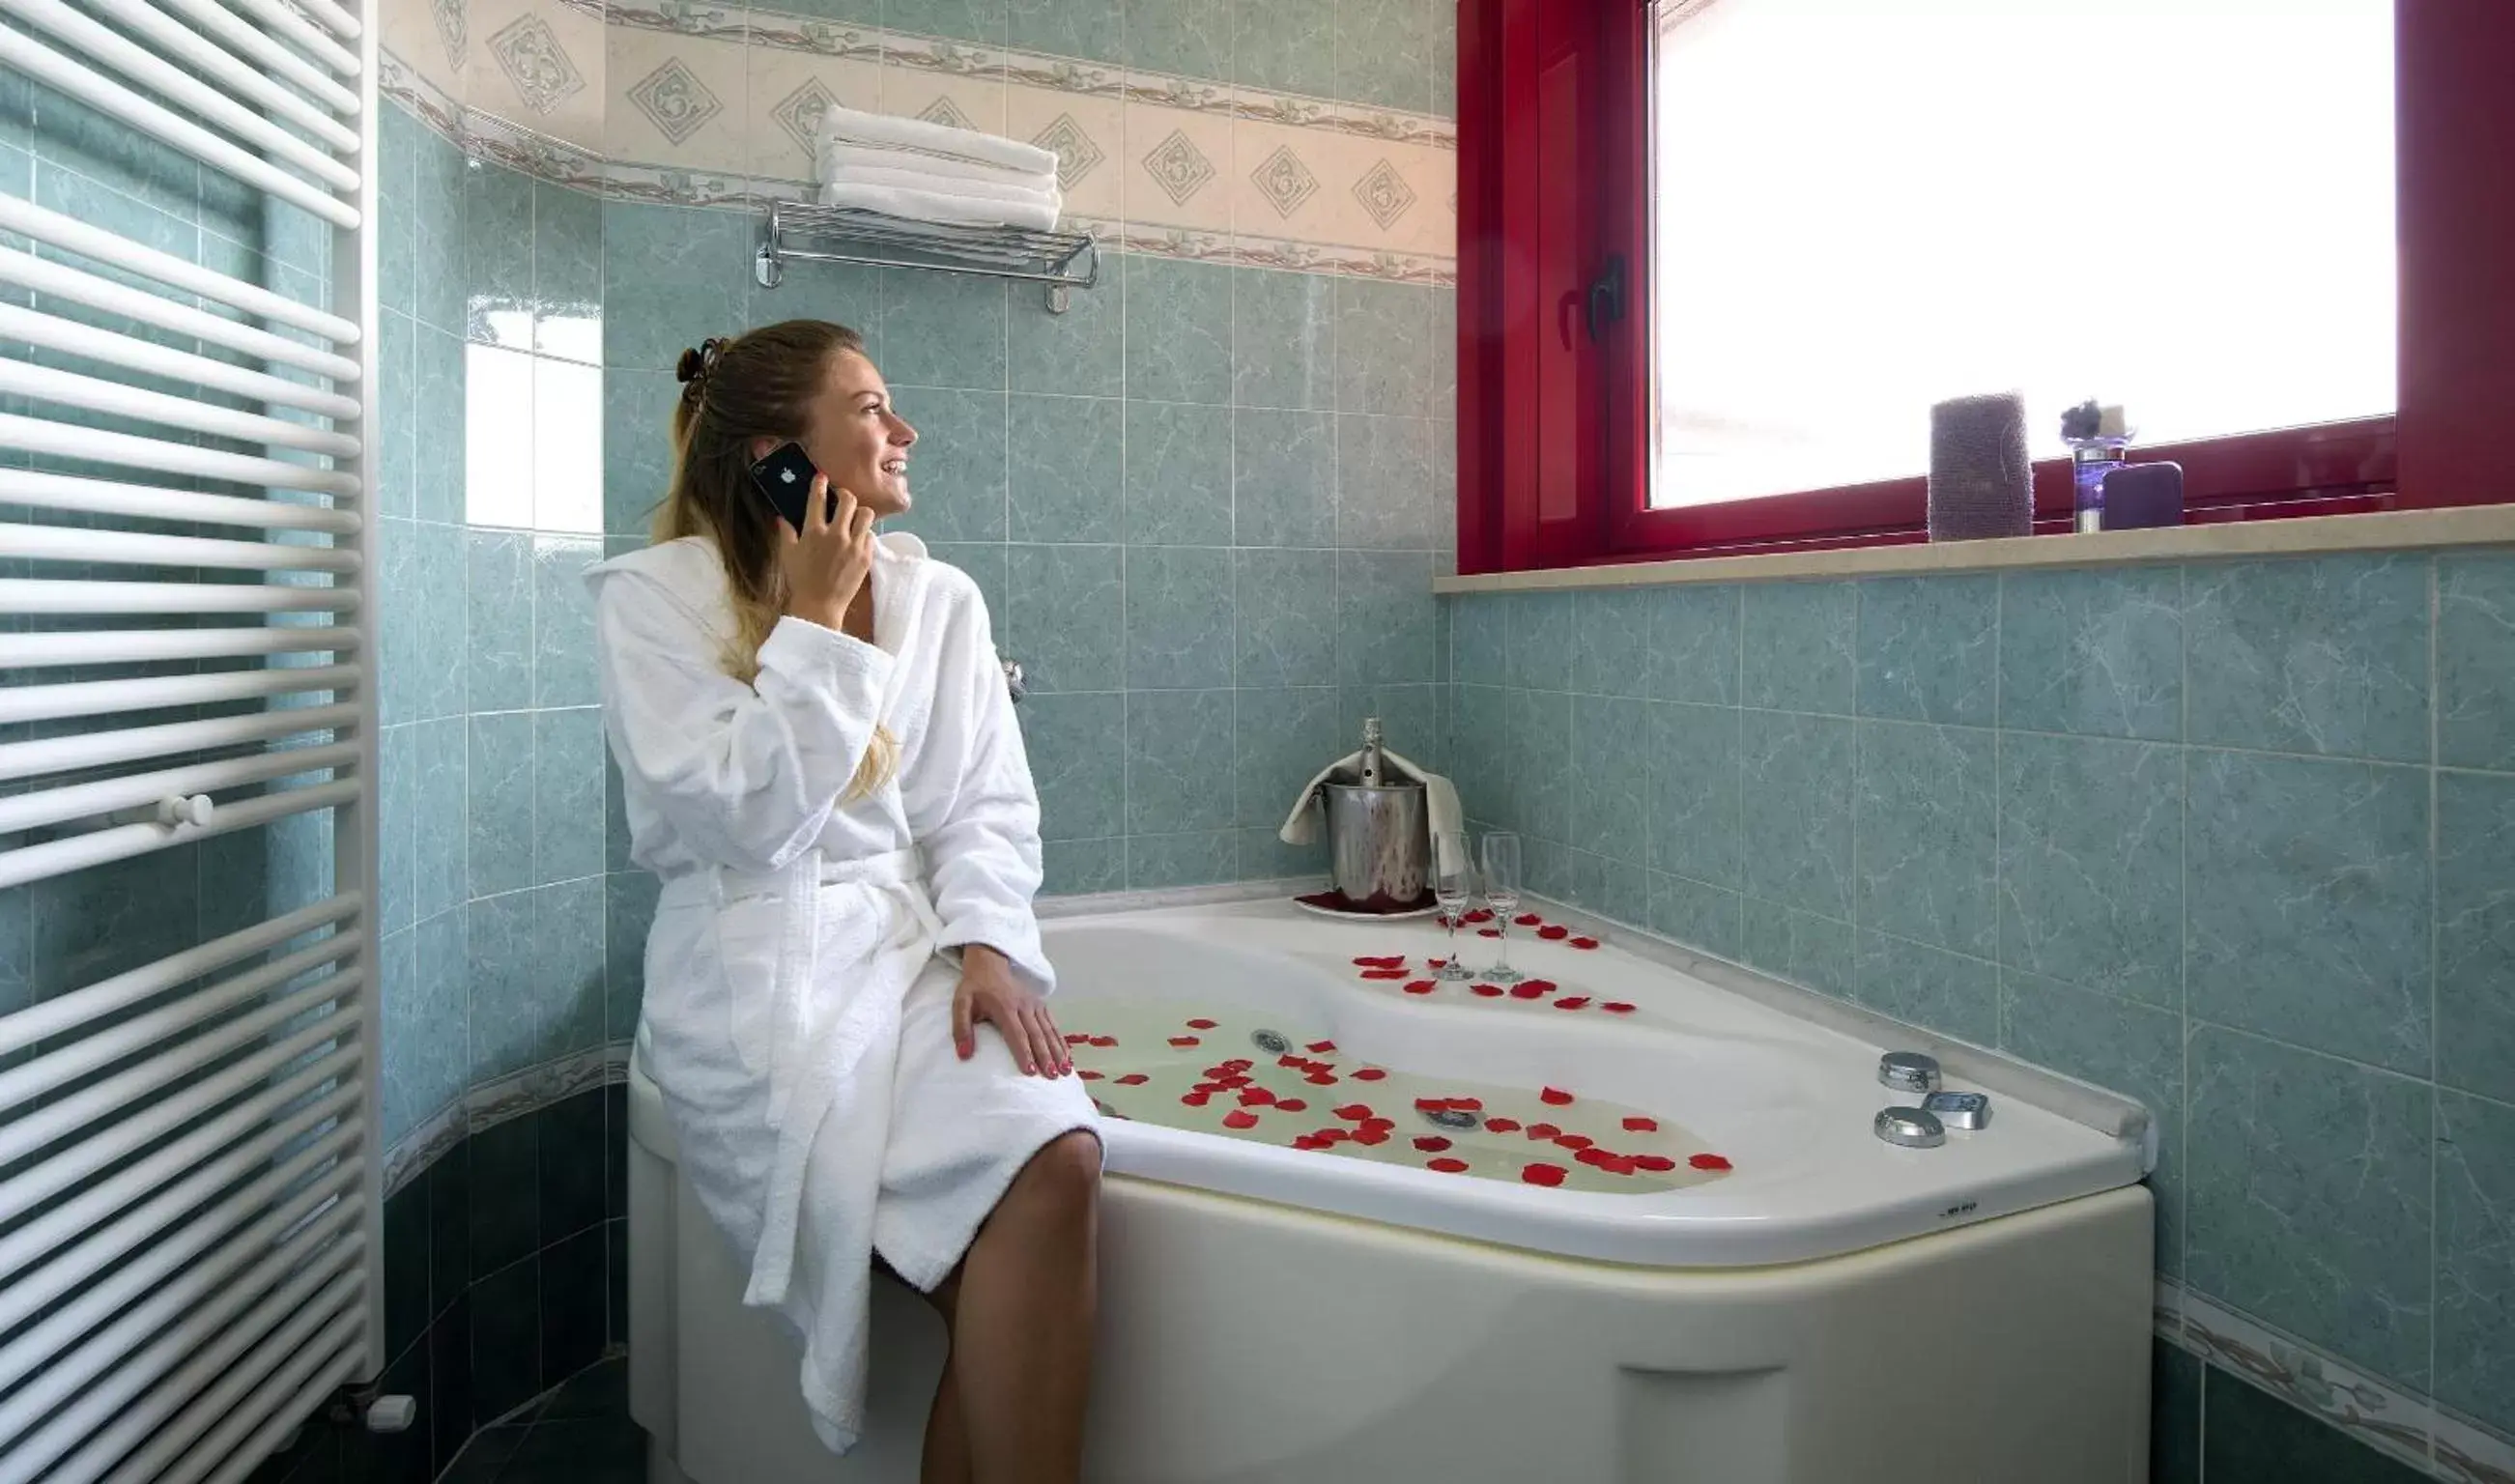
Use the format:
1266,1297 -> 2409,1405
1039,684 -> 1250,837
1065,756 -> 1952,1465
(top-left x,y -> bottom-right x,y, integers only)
953,945 -> 1072,1077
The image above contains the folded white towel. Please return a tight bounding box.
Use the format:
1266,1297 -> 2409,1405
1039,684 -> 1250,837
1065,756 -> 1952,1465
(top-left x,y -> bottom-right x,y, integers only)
813,101 -> 1058,182
823,163 -> 1062,213
1278,750 -> 1468,874
819,139 -> 1057,193
817,181 -> 1063,231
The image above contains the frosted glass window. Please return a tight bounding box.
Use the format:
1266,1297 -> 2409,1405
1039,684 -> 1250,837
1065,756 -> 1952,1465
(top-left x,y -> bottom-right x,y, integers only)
532,357 -> 604,534
1648,0 -> 2395,509
465,343 -> 535,529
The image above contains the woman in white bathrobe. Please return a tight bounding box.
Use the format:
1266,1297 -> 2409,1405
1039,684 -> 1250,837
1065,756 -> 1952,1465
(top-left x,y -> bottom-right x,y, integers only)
586,320 -> 1100,1482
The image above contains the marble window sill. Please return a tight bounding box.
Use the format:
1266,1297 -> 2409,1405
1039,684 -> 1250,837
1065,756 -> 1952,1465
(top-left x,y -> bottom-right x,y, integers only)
1432,505 -> 2515,595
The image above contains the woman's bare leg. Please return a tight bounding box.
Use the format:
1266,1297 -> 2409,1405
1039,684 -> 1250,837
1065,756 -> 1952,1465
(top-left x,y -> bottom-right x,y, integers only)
949,1130 -> 1102,1484
919,1272 -> 973,1484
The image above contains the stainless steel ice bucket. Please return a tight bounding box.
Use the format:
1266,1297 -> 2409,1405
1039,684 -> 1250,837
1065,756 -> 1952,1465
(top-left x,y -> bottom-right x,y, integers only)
1320,781 -> 1429,911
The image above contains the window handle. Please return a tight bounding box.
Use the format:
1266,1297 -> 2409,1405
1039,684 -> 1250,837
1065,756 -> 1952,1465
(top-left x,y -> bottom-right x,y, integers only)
1584,254 -> 1627,342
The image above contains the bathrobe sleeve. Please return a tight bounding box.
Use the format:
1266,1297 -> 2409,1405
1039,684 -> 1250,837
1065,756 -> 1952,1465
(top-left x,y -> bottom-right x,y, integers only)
593,567 -> 895,874
901,570 -> 1055,994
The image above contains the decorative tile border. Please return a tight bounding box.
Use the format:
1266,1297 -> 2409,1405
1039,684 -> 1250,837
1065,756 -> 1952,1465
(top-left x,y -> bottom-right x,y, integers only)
2161,1278 -> 2515,1484
382,1041 -> 627,1196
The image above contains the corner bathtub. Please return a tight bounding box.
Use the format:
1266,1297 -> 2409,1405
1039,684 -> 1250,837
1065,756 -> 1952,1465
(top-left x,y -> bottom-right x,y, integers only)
628,896 -> 2158,1484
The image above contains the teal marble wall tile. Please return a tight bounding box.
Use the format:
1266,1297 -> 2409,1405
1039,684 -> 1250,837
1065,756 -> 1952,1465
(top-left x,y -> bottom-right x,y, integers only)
1524,836 -> 1575,903
934,541 -> 1007,621
30,851 -> 192,997
2200,1366 -> 2432,1484
1008,394 -> 1123,543
1043,838 -> 1126,897
1125,546 -> 1233,688
1855,720 -> 1997,958
884,270 -> 1009,390
2437,1089 -> 2515,1436
1450,594 -> 1505,687
469,714 -> 535,898
1344,683 -> 1445,775
1338,0 -> 1435,113
1646,585 -> 1741,705
1007,543 -> 1122,693
1124,257 -> 1233,406
1855,931 -> 1998,1045
416,716 -> 469,921
1125,400 -> 1235,546
1121,0 -> 1232,83
1008,0 -> 1121,63
754,260 -> 885,353
533,709 -> 607,886
1240,827 -> 1329,885
1234,547 -> 1336,689
1568,849 -> 1649,927
381,517 -> 419,728
1502,685 -> 1571,842
533,538 -> 601,709
1232,267 -> 1337,410
378,105 -> 419,320
1740,898 -> 1852,998
1741,581 -> 1855,715
607,870 -> 660,1041
1233,407 -> 1334,548
2439,554 -> 2515,771
414,916 -> 473,1134
1430,2 -> 1457,119
895,386 -> 1007,543
2186,556 -> 2431,762
1233,687 -> 1341,828
1429,286 -> 1454,413
1017,692 -> 1126,840
1127,689 -> 1236,834
1335,414 -> 1435,550
535,876 -> 608,1056
1450,683 -> 1512,828
1573,588 -> 1650,700
600,202 -> 749,370
1236,0 -> 1337,97
1647,701 -> 1738,889
886,0 -> 1006,46
1858,575 -> 1996,727
1128,830 -> 1237,889
2186,1027 -> 2433,1388
1336,550 -> 1439,687
381,728 -> 417,935
1336,278 -> 1434,415
2151,1343 -> 2201,1484
2187,750 -> 2430,1075
1647,871 -> 1743,959
34,90 -> 198,224
1999,566 -> 2184,742
415,326 -> 468,526
1506,590 -> 1576,692
2436,769 -> 2515,1104
414,128 -> 468,335
467,532 -> 533,713
603,367 -> 677,537
467,891 -> 536,1080
378,312 -> 417,521
2005,967 -> 2186,1277
463,160 -> 533,349
1738,711 -> 1854,919
1571,696 -> 1650,867
532,183 -> 603,363
1997,731 -> 2182,1009
1011,266 -> 1120,398
380,931 -> 421,1142
417,521 -> 470,721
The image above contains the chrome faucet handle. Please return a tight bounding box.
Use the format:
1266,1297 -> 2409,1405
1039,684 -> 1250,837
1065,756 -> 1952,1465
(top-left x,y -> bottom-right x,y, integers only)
1001,657 -> 1027,704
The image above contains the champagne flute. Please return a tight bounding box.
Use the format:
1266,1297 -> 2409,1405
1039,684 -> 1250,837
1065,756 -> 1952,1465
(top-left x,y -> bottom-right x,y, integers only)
1479,832 -> 1526,984
1431,830 -> 1476,981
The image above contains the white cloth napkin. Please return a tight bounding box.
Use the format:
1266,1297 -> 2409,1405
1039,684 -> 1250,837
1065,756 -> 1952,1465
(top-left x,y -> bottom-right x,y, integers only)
819,139 -> 1057,192
1277,750 -> 1467,873
813,100 -> 1059,180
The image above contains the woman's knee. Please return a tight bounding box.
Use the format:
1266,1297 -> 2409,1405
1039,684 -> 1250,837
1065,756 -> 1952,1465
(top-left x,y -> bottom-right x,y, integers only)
1013,1129 -> 1102,1216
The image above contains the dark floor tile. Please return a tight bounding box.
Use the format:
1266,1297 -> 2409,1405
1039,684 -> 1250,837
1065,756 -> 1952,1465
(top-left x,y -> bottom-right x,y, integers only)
538,1356 -> 630,1422
436,1423 -> 528,1484
430,1294 -> 475,1474
385,1177 -> 431,1362
472,1258 -> 543,1425
500,1415 -> 646,1484
541,1089 -> 608,1241
2153,1340 -> 2201,1484
430,1147 -> 472,1322
541,1224 -> 608,1383
469,1114 -> 541,1277
243,1419 -> 338,1484
606,1219 -> 629,1349
2202,1366 -> 2430,1484
344,1341 -> 432,1484
604,1082 -> 628,1220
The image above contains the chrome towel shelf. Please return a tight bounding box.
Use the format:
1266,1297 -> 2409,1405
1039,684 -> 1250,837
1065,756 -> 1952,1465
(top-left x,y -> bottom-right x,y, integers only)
754,199 -> 1101,313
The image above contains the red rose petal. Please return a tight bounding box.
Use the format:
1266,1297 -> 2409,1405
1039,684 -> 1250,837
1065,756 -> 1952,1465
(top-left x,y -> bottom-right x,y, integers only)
1307,1040 -> 1337,1052
1485,1117 -> 1522,1134
1414,1135 -> 1453,1153
1633,1155 -> 1676,1173
1448,1097 -> 1484,1111
1463,908 -> 1494,923
1537,925 -> 1570,940
1223,1058 -> 1254,1071
1222,1110 -> 1260,1130
1603,1156 -> 1640,1176
1114,1073 -> 1149,1086
1359,1118 -> 1396,1134
1527,1122 -> 1562,1140
1601,1002 -> 1636,1014
1471,984 -> 1504,998
1521,1163 -> 1567,1186
1191,1082 -> 1229,1096
1428,957 -> 1448,969
1571,937 -> 1600,951
1240,1087 -> 1276,1106
1403,980 -> 1438,994
1181,1093 -> 1211,1107
1352,956 -> 1406,969
1358,968 -> 1409,981
1353,1129 -> 1390,1146
1414,1098 -> 1448,1111
1540,1086 -> 1575,1106
1553,1134 -> 1594,1151
1574,1147 -> 1616,1168
1314,1127 -> 1350,1144
1508,984 -> 1545,1000
1352,1068 -> 1387,1081
1477,928 -> 1502,937
1292,1135 -> 1326,1151
1623,1116 -> 1660,1132
1514,913 -> 1543,927
1169,1036 -> 1201,1047
1334,1103 -> 1375,1122
1427,1157 -> 1470,1173
1689,1154 -> 1733,1171
1278,1054 -> 1307,1069
1064,1032 -> 1091,1044
1553,996 -> 1592,1011
1305,1071 -> 1338,1085
1091,1035 -> 1120,1047
1522,980 -> 1558,995
1275,1098 -> 1307,1113
1078,1069 -> 1103,1080
1186,1018 -> 1217,1030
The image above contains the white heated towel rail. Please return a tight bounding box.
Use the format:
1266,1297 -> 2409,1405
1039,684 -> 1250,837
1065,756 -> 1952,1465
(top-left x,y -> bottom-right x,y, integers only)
0,0 -> 382,1470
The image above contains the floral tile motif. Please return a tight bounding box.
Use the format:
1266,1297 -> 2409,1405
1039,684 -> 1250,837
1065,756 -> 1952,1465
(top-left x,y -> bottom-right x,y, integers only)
1353,157 -> 1415,231
771,77 -> 839,157
1031,112 -> 1106,189
435,0 -> 468,70
627,57 -> 725,145
1250,144 -> 1319,218
1143,128 -> 1217,206
920,96 -> 978,129
490,13 -> 587,116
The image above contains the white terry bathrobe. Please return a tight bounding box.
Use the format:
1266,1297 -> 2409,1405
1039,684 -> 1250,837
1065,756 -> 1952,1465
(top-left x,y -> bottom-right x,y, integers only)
586,532 -> 1099,1453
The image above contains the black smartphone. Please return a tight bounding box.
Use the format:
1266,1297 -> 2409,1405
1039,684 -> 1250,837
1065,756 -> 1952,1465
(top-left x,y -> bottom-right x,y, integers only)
747,441 -> 831,530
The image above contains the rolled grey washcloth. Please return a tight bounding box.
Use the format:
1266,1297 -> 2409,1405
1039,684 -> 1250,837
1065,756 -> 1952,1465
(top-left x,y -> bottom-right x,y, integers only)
1928,392 -> 2033,541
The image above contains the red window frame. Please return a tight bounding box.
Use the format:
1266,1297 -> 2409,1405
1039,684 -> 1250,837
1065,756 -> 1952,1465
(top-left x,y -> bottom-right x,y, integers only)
1456,0 -> 2515,574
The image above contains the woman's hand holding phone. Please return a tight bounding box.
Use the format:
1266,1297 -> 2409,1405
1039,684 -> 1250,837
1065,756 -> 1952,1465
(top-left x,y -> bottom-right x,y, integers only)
778,473 -> 876,634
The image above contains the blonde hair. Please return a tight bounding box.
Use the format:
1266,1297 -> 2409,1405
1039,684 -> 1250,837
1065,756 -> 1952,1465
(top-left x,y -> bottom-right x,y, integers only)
655,321 -> 899,802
